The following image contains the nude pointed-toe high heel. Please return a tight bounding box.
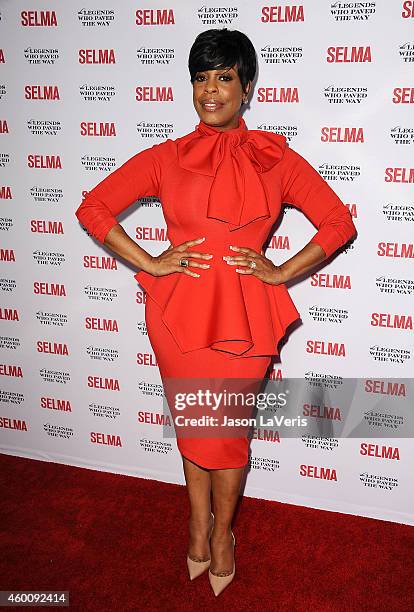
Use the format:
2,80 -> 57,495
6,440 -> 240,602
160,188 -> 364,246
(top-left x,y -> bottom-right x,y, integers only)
208,531 -> 236,596
186,511 -> 215,581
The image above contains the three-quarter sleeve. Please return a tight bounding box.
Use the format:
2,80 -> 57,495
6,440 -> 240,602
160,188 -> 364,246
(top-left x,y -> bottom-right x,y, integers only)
279,146 -> 357,258
75,144 -> 162,243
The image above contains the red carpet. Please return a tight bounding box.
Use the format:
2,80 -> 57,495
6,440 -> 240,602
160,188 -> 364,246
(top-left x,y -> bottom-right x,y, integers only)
1,453 -> 413,611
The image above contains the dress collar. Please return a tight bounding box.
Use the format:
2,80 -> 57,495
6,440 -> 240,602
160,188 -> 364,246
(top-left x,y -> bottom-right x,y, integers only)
196,114 -> 248,137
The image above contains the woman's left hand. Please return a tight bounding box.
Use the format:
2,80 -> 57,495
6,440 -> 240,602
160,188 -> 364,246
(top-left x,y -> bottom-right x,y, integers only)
223,246 -> 286,285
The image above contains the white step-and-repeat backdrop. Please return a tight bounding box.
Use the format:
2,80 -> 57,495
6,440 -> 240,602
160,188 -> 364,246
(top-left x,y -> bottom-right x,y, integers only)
0,1 -> 413,525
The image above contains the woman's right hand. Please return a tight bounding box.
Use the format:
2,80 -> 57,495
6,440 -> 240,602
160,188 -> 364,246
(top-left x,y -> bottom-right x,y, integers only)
144,236 -> 213,279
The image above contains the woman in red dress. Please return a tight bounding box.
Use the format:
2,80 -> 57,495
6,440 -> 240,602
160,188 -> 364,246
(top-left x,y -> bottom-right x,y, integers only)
75,28 -> 357,595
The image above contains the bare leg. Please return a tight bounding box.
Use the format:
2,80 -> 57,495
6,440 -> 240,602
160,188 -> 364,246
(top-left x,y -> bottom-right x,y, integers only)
209,466 -> 244,573
182,456 -> 213,561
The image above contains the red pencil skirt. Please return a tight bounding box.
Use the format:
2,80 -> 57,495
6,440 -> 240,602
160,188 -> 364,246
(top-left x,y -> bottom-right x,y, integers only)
145,295 -> 272,469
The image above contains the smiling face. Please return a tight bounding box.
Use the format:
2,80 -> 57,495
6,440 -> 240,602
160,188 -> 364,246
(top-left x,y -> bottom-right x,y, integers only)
192,65 -> 252,131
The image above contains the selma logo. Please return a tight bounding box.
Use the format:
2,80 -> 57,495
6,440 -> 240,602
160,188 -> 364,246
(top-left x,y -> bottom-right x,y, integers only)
321,127 -> 364,142
364,379 -> 406,396
402,1 -> 414,17
306,341 -> 346,357
91,432 -> 122,447
138,411 -> 172,426
34,282 -> 66,296
83,255 -> 118,270
0,364 -> 23,378
346,203 -> 357,217
360,443 -> 400,460
0,249 -> 15,262
0,308 -> 19,321
268,235 -> 290,250
257,87 -> 299,103
303,404 -> 342,421
251,428 -> 280,442
78,49 -> 116,64
310,273 -> 352,289
21,10 -> 57,26
24,85 -> 60,100
0,186 -> 12,199
326,46 -> 371,62
261,5 -> 304,22
80,122 -> 116,136
88,376 -> 120,391
0,416 -> 27,430
371,312 -> 413,330
0,120 -> 8,134
85,317 -> 119,332
137,352 -> 158,366
384,167 -> 414,182
31,220 -> 64,234
135,8 -> 175,25
377,242 -> 413,258
299,465 -> 337,481
41,396 -> 72,412
269,366 -> 283,380
37,341 -> 69,356
392,87 -> 414,103
27,155 -> 62,169
136,290 -> 147,305
135,86 -> 173,101
136,226 -> 168,240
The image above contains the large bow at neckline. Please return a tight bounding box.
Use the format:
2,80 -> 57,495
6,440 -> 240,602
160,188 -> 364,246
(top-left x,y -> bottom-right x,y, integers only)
177,116 -> 287,231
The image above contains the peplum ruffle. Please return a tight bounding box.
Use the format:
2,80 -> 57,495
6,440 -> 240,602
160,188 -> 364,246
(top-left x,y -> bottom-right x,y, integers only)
135,264 -> 301,359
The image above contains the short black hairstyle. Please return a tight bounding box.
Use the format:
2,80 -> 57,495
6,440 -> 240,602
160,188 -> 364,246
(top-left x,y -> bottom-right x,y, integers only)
188,28 -> 256,95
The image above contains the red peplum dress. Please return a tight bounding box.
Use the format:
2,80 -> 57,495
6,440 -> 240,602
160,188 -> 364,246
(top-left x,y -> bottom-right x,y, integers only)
75,115 -> 357,469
